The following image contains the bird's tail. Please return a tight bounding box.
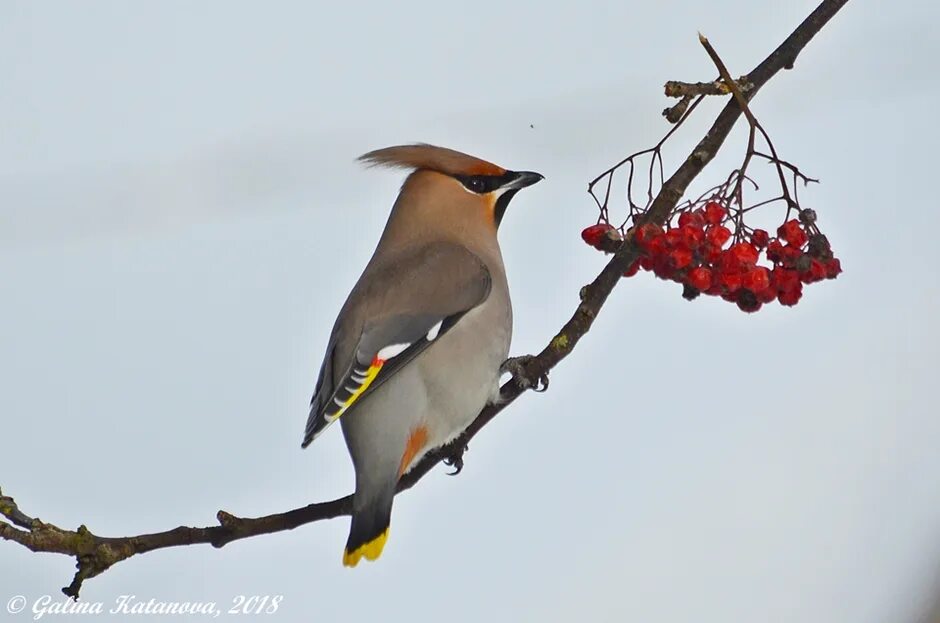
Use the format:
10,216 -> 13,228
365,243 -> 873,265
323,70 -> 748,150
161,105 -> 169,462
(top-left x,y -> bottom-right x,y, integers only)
343,494 -> 394,567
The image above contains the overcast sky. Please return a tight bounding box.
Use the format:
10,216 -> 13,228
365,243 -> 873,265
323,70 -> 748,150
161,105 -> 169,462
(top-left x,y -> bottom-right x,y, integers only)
2,1 -> 939,621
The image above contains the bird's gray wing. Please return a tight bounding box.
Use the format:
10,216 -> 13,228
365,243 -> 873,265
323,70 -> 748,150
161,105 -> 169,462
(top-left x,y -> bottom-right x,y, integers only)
302,242 -> 491,448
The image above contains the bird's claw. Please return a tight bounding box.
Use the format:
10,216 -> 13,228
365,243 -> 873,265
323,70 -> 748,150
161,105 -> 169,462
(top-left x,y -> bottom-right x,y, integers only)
442,442 -> 468,475
500,355 -> 550,392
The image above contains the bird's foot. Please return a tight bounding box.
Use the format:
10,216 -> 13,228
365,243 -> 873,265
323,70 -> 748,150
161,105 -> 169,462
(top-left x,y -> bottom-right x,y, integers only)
500,355 -> 549,392
441,441 -> 468,476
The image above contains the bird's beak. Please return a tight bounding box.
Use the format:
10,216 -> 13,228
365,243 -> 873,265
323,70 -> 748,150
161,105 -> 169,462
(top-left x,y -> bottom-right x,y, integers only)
505,170 -> 544,190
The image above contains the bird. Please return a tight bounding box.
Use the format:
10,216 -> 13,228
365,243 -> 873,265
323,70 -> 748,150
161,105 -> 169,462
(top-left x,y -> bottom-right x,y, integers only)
302,143 -> 543,567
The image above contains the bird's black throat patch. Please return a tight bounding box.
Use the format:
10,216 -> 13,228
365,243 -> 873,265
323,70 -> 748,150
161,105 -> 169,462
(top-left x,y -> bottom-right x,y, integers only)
494,188 -> 520,227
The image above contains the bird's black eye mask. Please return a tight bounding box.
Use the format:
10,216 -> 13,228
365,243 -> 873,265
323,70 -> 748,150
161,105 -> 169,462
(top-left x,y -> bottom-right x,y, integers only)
453,172 -> 521,227
453,170 -> 543,227
454,172 -> 516,195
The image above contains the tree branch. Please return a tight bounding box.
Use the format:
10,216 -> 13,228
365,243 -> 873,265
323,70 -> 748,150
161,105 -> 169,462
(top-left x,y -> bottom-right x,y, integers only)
0,0 -> 851,599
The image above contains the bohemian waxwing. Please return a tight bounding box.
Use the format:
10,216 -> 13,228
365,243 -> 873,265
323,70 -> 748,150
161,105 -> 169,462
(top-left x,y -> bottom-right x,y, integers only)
302,143 -> 542,566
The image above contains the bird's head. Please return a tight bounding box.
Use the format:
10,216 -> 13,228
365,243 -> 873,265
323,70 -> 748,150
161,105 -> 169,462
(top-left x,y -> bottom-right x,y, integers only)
358,143 -> 543,232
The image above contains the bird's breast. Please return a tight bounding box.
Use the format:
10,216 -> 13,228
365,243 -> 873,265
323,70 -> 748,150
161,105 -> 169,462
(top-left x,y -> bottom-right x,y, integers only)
415,278 -> 512,446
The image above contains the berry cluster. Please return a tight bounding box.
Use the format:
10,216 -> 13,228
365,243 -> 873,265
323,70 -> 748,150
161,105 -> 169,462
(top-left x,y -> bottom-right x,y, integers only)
581,201 -> 841,312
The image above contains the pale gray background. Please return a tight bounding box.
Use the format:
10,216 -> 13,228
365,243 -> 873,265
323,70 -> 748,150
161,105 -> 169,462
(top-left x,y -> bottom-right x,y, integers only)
2,1 -> 938,621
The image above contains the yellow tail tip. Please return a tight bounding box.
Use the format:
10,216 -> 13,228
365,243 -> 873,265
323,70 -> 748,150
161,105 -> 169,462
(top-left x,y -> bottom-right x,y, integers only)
342,528 -> 389,567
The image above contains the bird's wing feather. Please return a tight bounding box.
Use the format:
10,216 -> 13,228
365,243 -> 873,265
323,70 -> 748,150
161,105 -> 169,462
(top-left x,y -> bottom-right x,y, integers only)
302,243 -> 491,448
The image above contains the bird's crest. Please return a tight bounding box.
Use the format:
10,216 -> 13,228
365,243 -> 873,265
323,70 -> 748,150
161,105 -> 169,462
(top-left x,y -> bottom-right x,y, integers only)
358,143 -> 506,177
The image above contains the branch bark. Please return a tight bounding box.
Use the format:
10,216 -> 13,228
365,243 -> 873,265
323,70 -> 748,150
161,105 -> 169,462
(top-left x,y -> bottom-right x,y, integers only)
0,0 -> 851,599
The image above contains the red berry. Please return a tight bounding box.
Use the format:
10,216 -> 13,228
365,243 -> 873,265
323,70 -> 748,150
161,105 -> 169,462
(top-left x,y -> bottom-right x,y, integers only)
705,282 -> 724,296
647,235 -> 668,257
811,259 -> 827,281
750,229 -> 770,249
728,242 -> 760,268
766,239 -> 785,263
799,258 -> 827,283
581,223 -> 614,247
742,267 -> 771,292
679,225 -> 705,249
773,266 -> 800,293
825,258 -> 842,279
756,286 -> 778,303
777,283 -> 803,306
687,267 -> 712,291
664,228 -> 684,248
780,246 -> 802,268
777,219 -> 808,248
718,270 -> 743,293
669,248 -> 694,269
701,242 -> 723,264
705,225 -> 732,247
703,201 -> 726,225
652,255 -> 674,280
633,223 -> 664,249
678,211 -> 706,229
623,259 -> 640,277
639,256 -> 654,271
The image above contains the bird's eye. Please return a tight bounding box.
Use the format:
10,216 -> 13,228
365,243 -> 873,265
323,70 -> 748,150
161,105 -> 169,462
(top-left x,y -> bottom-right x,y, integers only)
465,177 -> 486,193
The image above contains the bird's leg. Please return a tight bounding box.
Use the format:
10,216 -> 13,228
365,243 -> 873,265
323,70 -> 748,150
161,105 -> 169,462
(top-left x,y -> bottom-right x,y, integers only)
441,441 -> 468,476
500,355 -> 549,392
